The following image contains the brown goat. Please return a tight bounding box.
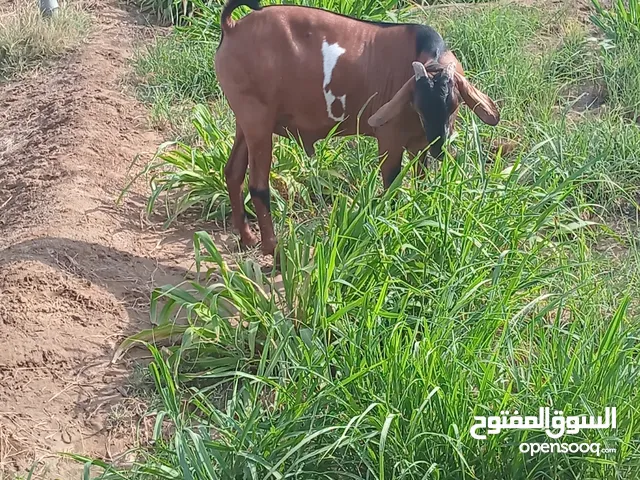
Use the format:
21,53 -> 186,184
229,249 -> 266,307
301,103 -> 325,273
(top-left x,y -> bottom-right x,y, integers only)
215,0 -> 500,256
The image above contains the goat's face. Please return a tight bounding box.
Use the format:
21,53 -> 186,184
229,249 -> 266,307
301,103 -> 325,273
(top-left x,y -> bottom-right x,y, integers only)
368,59 -> 500,158
411,61 -> 459,159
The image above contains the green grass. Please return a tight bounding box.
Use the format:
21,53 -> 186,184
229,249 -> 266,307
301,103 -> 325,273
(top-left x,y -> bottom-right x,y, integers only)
131,28 -> 220,135
135,0 -> 425,27
137,0 -> 196,25
599,38 -> 640,120
591,0 -> 640,43
89,1 -> 640,479
86,130 -> 640,478
0,0 -> 90,80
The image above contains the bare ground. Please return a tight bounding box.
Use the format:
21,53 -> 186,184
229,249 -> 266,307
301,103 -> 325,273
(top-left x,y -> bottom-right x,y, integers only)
0,1 -> 230,477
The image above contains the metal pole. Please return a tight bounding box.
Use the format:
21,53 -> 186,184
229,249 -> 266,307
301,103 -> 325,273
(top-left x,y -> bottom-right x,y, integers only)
40,0 -> 60,18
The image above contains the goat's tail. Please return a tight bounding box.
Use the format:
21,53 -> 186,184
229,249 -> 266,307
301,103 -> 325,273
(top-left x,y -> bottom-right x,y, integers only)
221,0 -> 262,32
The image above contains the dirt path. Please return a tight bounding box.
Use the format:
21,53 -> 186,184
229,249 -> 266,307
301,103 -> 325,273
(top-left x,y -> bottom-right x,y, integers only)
0,2 -> 202,477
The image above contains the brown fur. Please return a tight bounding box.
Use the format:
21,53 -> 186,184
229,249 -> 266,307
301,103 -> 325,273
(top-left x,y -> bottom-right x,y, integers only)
215,2 -> 500,256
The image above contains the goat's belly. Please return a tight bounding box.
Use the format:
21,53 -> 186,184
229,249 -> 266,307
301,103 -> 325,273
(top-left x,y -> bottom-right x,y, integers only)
274,123 -> 325,157
275,106 -> 365,138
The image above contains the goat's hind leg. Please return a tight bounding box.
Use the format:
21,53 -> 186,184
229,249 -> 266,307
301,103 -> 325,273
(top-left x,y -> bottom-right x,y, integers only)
224,123 -> 257,248
246,130 -> 277,256
234,100 -> 277,256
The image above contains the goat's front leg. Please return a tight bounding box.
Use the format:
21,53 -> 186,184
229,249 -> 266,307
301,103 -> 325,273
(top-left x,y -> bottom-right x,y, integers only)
225,124 -> 257,248
378,141 -> 404,190
406,146 -> 430,181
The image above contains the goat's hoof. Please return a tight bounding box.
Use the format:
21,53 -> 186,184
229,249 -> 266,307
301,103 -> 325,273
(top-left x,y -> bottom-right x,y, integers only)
261,238 -> 277,257
240,231 -> 259,249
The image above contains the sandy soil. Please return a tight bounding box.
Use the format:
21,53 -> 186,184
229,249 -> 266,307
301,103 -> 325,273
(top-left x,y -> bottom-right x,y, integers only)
0,1 -> 218,477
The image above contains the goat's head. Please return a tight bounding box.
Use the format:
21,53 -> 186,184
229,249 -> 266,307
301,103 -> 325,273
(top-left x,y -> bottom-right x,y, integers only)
368,60 -> 500,159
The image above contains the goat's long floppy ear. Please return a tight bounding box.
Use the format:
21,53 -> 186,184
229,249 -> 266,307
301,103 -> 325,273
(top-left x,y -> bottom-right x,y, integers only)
368,77 -> 414,127
454,72 -> 500,126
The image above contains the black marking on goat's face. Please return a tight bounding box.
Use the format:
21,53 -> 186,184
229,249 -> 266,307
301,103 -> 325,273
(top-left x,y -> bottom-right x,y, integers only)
413,68 -> 458,159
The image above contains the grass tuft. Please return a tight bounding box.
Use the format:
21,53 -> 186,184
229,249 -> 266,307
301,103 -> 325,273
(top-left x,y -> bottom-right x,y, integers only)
0,1 -> 90,80
591,0 -> 640,43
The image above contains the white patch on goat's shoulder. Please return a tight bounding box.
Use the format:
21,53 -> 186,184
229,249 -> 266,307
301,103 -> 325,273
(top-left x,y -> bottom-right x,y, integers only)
321,39 -> 345,87
321,39 -> 347,122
